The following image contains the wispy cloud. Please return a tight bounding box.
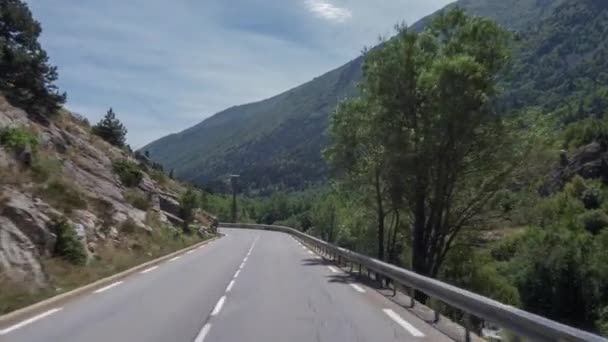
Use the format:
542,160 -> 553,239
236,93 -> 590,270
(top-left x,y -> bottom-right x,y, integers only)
304,0 -> 352,23
25,0 -> 453,148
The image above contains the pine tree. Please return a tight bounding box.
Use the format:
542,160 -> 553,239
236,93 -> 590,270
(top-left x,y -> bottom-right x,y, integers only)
92,108 -> 127,147
0,0 -> 66,117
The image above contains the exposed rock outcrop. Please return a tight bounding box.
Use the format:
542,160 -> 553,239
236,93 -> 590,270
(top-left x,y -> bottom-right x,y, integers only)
0,95 -> 217,289
540,142 -> 608,195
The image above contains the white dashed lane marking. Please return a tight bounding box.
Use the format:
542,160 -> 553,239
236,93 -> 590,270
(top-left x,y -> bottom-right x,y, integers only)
0,308 -> 62,335
383,309 -> 425,337
350,284 -> 366,293
193,323 -> 212,342
93,281 -> 123,294
140,266 -> 158,274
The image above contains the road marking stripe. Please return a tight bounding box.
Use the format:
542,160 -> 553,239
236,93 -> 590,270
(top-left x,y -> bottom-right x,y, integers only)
140,266 -> 158,274
239,263 -> 245,270
328,266 -> 339,273
383,309 -> 425,337
243,256 -> 248,262
186,250 -> 195,254
0,308 -> 62,335
194,323 -> 212,342
93,281 -> 123,294
234,270 -> 241,278
168,256 -> 181,262
308,251 -> 314,255
211,296 -> 226,316
350,284 -> 366,293
226,280 -> 235,292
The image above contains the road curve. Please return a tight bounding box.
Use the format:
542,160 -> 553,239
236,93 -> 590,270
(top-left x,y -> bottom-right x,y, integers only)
2,228 -> 452,342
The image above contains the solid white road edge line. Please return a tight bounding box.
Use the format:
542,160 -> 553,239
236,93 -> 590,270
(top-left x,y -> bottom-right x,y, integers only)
383,309 -> 425,337
226,280 -> 235,292
194,323 -> 212,342
350,284 -> 366,293
211,296 -> 226,316
168,256 -> 181,262
186,250 -> 195,255
93,281 -> 124,294
140,266 -> 158,274
0,308 -> 62,335
234,270 -> 241,278
328,266 -> 339,273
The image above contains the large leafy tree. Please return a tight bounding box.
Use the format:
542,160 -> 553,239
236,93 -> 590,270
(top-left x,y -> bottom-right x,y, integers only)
327,9 -> 527,286
92,108 -> 128,147
0,0 -> 66,117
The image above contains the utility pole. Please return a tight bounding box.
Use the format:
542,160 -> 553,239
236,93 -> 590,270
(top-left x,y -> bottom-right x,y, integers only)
229,174 -> 240,223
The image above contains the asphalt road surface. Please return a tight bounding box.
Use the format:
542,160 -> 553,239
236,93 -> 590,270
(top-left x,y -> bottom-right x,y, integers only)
2,228 -> 452,342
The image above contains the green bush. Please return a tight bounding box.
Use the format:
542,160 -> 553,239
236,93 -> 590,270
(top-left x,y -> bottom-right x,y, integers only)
563,117 -> 608,149
124,190 -> 151,211
578,210 -> 608,235
119,218 -> 139,235
0,127 -> 38,153
50,217 -> 87,266
112,160 -> 143,187
581,187 -> 603,210
38,180 -> 87,214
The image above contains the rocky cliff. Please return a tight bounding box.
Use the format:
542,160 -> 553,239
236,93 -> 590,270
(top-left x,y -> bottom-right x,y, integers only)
0,95 -> 217,293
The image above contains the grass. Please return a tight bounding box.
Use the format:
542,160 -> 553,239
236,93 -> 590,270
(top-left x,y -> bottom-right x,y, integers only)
36,180 -> 87,214
0,224 -> 211,315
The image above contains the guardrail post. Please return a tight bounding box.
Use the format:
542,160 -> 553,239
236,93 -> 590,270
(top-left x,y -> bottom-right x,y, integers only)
358,263 -> 362,275
392,281 -> 397,296
433,310 -> 440,323
409,287 -> 415,308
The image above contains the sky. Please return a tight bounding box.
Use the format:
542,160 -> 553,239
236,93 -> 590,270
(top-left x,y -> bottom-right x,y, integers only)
25,0 -> 454,148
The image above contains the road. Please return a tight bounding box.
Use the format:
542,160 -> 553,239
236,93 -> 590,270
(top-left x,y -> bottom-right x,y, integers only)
1,228 -> 452,342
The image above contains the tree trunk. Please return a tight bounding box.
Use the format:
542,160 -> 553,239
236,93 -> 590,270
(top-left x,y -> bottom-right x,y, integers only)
412,190 -> 431,303
374,169 -> 385,261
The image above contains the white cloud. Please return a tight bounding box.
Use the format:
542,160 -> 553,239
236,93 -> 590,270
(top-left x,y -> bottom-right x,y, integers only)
305,0 -> 352,23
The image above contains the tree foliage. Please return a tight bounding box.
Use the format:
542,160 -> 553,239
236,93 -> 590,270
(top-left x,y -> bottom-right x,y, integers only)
326,9 -> 526,281
0,0 -> 66,117
92,108 -> 127,147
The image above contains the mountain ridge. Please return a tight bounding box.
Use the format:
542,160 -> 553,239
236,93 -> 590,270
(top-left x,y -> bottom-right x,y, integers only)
143,0 -> 569,191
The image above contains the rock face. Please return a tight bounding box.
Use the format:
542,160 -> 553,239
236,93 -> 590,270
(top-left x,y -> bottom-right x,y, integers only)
0,95 -> 218,288
540,142 -> 608,195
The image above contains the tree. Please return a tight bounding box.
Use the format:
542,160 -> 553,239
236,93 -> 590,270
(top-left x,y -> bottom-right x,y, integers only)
92,108 -> 127,147
0,0 -> 66,117
327,9 -> 524,290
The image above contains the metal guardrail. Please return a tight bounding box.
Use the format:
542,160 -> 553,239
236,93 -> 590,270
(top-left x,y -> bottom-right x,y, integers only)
220,223 -> 607,342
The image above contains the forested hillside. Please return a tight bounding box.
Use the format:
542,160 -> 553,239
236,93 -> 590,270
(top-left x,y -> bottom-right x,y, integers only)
144,0 -> 574,192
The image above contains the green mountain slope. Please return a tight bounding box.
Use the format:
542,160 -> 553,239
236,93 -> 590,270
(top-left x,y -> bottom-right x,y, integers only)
144,0 -> 578,191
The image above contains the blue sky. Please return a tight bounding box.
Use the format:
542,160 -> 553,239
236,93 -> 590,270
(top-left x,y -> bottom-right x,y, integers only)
26,0 -> 453,148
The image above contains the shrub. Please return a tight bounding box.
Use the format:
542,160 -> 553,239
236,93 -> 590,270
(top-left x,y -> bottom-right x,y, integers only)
119,218 -> 139,235
112,160 -> 143,187
124,190 -> 151,211
0,127 -> 38,153
578,210 -> 608,235
38,180 -> 87,214
50,216 -> 87,265
581,187 -> 603,210
563,117 -> 608,149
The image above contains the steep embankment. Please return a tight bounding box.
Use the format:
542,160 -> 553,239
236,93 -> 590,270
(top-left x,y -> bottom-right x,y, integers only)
142,0 -> 568,191
0,95 -> 217,313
